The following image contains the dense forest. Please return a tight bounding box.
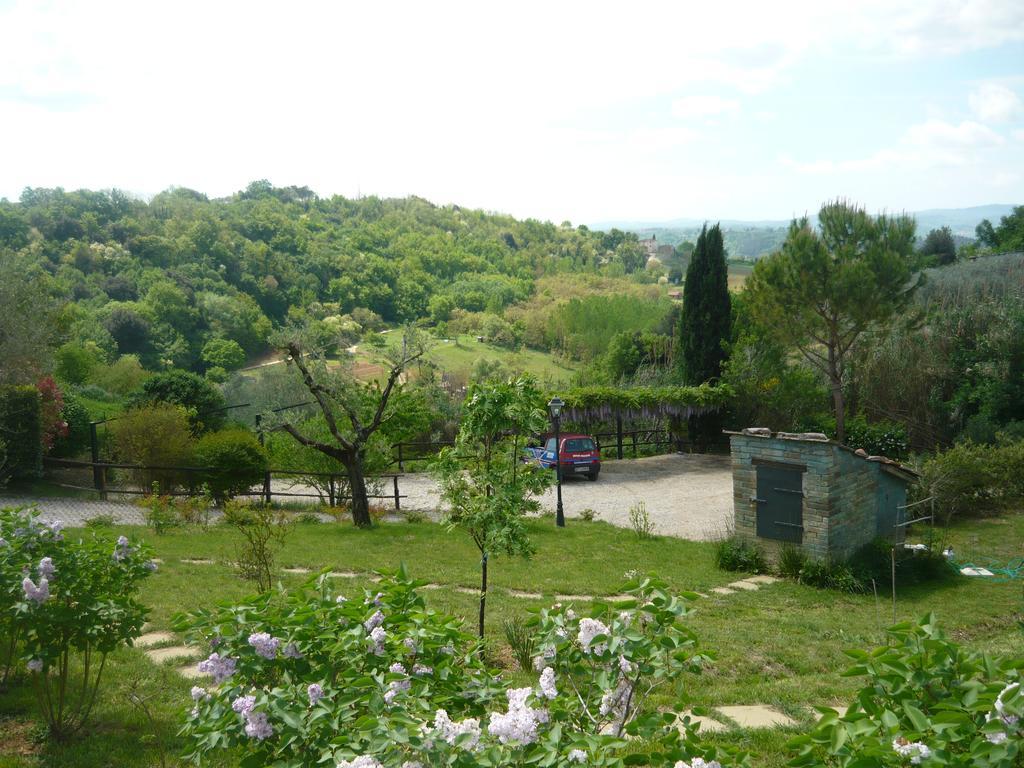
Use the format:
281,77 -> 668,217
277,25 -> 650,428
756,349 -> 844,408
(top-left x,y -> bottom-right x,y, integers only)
2,184 -> 1023,470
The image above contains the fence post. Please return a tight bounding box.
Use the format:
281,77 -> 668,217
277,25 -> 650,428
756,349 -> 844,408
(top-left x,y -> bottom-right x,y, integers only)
187,467 -> 196,497
393,475 -> 400,511
89,422 -> 107,500
616,416 -> 624,460
263,470 -> 272,505
397,443 -> 404,472
255,414 -> 263,446
631,432 -> 638,458
328,475 -> 336,507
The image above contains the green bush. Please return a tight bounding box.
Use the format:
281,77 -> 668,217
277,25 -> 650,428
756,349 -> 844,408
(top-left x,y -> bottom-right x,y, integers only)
714,535 -> 766,573
51,390 -> 91,458
193,428 -> 268,503
0,386 -> 42,482
915,439 -> 1024,522
92,354 -> 150,395
804,415 -> 910,459
782,540 -> 954,594
127,369 -> 226,433
109,403 -> 195,491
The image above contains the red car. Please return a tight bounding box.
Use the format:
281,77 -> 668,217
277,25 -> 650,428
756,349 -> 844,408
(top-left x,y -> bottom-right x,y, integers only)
525,433 -> 601,481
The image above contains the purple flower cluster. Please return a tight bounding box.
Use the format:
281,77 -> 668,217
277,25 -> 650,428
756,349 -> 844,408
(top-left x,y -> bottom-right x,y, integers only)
248,632 -> 280,659
412,663 -> 433,675
190,686 -> 210,702
47,521 -> 64,541
197,652 -> 236,683
232,695 -> 256,715
27,659 -> 43,673
22,576 -> 50,604
113,535 -> 132,562
307,683 -> 324,706
283,642 -> 303,659
243,711 -> 273,740
538,667 -> 557,700
364,610 -> 384,632
384,662 -> 411,705
369,626 -> 387,656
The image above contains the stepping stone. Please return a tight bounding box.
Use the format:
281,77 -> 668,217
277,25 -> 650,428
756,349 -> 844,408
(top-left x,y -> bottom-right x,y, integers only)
554,594 -> 595,602
327,571 -> 358,578
508,589 -> 543,599
677,710 -> 727,734
711,587 -> 736,595
151,558 -> 164,564
135,631 -> 175,648
181,558 -> 214,565
420,583 -> 442,590
454,587 -> 478,595
145,646 -> 197,664
745,575 -> 781,585
177,663 -> 210,679
716,705 -> 797,729
813,705 -> 848,720
282,567 -> 311,574
960,567 -> 994,577
728,581 -> 760,591
604,594 -> 633,603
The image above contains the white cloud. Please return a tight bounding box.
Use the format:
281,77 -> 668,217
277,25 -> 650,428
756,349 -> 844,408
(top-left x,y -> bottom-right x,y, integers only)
905,119 -> 1005,148
671,95 -> 740,120
969,83 -> 1024,122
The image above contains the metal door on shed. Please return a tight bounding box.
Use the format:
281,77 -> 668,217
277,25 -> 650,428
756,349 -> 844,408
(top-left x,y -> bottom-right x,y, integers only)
754,461 -> 804,543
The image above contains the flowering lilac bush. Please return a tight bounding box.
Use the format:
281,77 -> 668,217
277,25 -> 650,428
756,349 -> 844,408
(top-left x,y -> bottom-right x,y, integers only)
788,614 -> 1023,767
177,569 -> 737,767
0,505 -> 155,736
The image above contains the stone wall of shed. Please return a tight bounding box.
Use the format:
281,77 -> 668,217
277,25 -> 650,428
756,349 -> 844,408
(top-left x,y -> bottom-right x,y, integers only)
826,449 -> 879,560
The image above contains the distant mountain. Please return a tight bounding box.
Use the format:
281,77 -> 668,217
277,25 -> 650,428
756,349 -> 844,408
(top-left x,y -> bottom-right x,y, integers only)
592,204 -> 1018,260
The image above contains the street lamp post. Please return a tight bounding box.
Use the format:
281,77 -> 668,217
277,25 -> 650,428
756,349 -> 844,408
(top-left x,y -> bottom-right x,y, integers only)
547,397 -> 565,528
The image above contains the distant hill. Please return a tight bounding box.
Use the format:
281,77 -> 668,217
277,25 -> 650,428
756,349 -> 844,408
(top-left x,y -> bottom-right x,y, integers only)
592,204 -> 1018,260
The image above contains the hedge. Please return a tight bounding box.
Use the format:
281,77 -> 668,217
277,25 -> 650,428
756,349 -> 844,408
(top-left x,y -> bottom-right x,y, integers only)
0,386 -> 43,481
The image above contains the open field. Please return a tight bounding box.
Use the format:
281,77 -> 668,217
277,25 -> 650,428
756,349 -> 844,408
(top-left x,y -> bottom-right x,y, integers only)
1,509 -> 1021,768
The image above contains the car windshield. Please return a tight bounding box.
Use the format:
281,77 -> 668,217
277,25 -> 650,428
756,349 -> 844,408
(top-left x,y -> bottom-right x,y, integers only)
563,438 -> 595,452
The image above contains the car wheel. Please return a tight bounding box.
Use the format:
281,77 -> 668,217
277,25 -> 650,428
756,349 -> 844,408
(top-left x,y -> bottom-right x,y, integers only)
587,471 -> 599,481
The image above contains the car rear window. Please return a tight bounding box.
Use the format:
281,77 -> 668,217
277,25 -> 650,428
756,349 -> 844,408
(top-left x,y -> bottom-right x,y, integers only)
564,438 -> 595,452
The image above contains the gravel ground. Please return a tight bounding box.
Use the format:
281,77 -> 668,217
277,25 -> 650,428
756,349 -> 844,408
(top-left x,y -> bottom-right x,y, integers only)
2,453 -> 734,541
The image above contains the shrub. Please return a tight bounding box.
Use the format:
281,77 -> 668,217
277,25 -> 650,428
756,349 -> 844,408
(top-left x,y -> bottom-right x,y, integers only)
789,615 -> 1024,767
92,354 -> 149,395
225,501 -> 291,592
127,369 -> 226,433
137,487 -> 183,534
777,544 -> 807,579
109,403 -> 194,491
714,535 -> 766,573
51,390 -> 91,458
175,571 -> 732,768
54,342 -> 104,385
193,428 -> 268,503
502,615 -> 536,671
0,506 -> 155,736
201,338 -> 246,371
915,439 -> 1024,522
0,385 -> 42,482
628,500 -> 656,539
804,415 -> 910,459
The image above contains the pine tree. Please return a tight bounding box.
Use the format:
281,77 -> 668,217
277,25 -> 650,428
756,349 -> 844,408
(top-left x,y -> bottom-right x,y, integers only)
679,223 -> 731,384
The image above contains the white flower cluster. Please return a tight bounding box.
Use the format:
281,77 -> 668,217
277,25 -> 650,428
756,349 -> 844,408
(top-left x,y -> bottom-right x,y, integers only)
986,682 -> 1021,745
430,708 -> 482,750
577,618 -> 610,655
197,652 -> 236,683
364,610 -> 385,632
412,663 -> 433,675
674,759 -> 723,768
892,737 -> 932,764
336,757 -> 382,768
533,644 -> 556,671
568,748 -> 587,763
538,667 -> 557,700
283,642 -> 303,659
38,557 -> 55,578
487,687 -> 549,746
369,626 -> 387,655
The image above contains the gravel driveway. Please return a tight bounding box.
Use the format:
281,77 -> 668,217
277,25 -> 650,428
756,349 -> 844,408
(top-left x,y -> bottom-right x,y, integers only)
3,454 -> 734,542
399,453 -> 733,540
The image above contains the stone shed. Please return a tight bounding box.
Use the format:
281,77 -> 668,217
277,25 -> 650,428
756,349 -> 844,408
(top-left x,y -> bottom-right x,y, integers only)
727,428 -> 917,562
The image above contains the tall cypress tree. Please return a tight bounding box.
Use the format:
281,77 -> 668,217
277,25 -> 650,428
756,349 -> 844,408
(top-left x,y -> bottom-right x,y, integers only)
678,223 -> 731,446
679,223 -> 731,384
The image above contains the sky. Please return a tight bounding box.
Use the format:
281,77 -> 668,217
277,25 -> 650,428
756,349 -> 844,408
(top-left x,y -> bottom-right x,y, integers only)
1,0 -> 1022,224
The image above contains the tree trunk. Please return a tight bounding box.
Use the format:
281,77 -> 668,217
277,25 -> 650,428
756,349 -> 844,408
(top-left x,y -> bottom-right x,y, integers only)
345,452 -> 372,528
478,551 -> 488,638
828,344 -> 846,443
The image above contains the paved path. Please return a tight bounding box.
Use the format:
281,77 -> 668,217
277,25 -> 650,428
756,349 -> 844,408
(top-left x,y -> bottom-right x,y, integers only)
2,453 -> 734,542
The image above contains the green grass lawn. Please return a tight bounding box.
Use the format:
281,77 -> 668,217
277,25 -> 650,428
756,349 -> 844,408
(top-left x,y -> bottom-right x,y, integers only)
374,332 -> 578,385
1,512 -> 1021,767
